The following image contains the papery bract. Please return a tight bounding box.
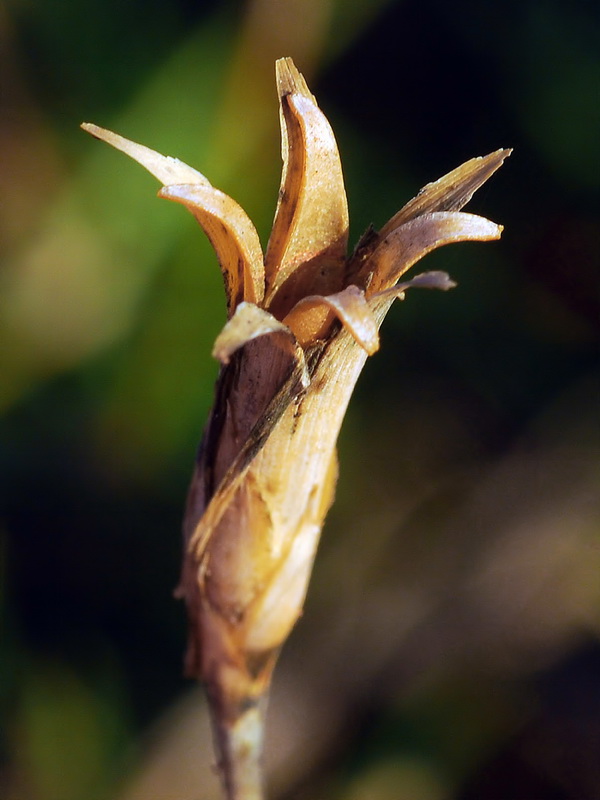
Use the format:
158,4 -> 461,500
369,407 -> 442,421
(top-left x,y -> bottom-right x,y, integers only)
83,57 -> 509,800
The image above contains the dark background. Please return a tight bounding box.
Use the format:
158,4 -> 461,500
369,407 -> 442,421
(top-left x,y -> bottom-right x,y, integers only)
1,0 -> 598,798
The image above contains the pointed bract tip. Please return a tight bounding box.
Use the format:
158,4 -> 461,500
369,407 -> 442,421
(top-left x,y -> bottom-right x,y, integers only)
81,121 -> 106,138
81,122 -> 210,187
379,148 -> 512,239
483,147 -> 512,171
275,57 -> 314,102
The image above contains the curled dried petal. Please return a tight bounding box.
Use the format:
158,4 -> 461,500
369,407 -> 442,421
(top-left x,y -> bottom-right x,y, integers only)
285,285 -> 380,354
213,302 -> 296,365
380,148 -> 512,236
82,123 -> 265,313
160,185 -> 265,312
264,58 -> 349,316
362,211 -> 503,295
282,272 -> 457,354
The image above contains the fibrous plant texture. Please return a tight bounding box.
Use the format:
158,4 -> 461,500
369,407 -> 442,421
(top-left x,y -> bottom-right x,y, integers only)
83,58 -> 509,800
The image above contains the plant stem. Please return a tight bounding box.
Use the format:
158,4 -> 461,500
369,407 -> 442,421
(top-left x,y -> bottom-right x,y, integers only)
209,692 -> 267,800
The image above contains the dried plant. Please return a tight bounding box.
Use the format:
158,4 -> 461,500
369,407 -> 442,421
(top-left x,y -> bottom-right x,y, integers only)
83,58 -> 509,800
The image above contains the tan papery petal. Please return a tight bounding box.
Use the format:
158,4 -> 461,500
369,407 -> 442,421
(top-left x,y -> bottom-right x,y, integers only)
264,58 -> 349,316
372,270 -> 458,300
284,271 -> 458,355
82,123 -> 265,313
285,285 -> 380,354
81,123 -> 211,186
363,211 -> 503,295
380,148 -> 512,236
212,302 -> 299,365
160,185 -> 265,312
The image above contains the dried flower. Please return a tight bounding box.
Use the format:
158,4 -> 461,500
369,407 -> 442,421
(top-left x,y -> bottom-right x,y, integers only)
83,58 -> 509,799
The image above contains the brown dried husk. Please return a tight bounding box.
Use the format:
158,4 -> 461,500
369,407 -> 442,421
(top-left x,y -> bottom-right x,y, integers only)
83,57 -> 509,800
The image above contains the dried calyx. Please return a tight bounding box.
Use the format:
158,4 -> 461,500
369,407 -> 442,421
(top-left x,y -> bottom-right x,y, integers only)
83,56 -> 509,800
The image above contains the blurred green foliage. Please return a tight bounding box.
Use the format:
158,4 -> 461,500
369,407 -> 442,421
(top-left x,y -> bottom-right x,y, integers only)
1,0 -> 598,798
